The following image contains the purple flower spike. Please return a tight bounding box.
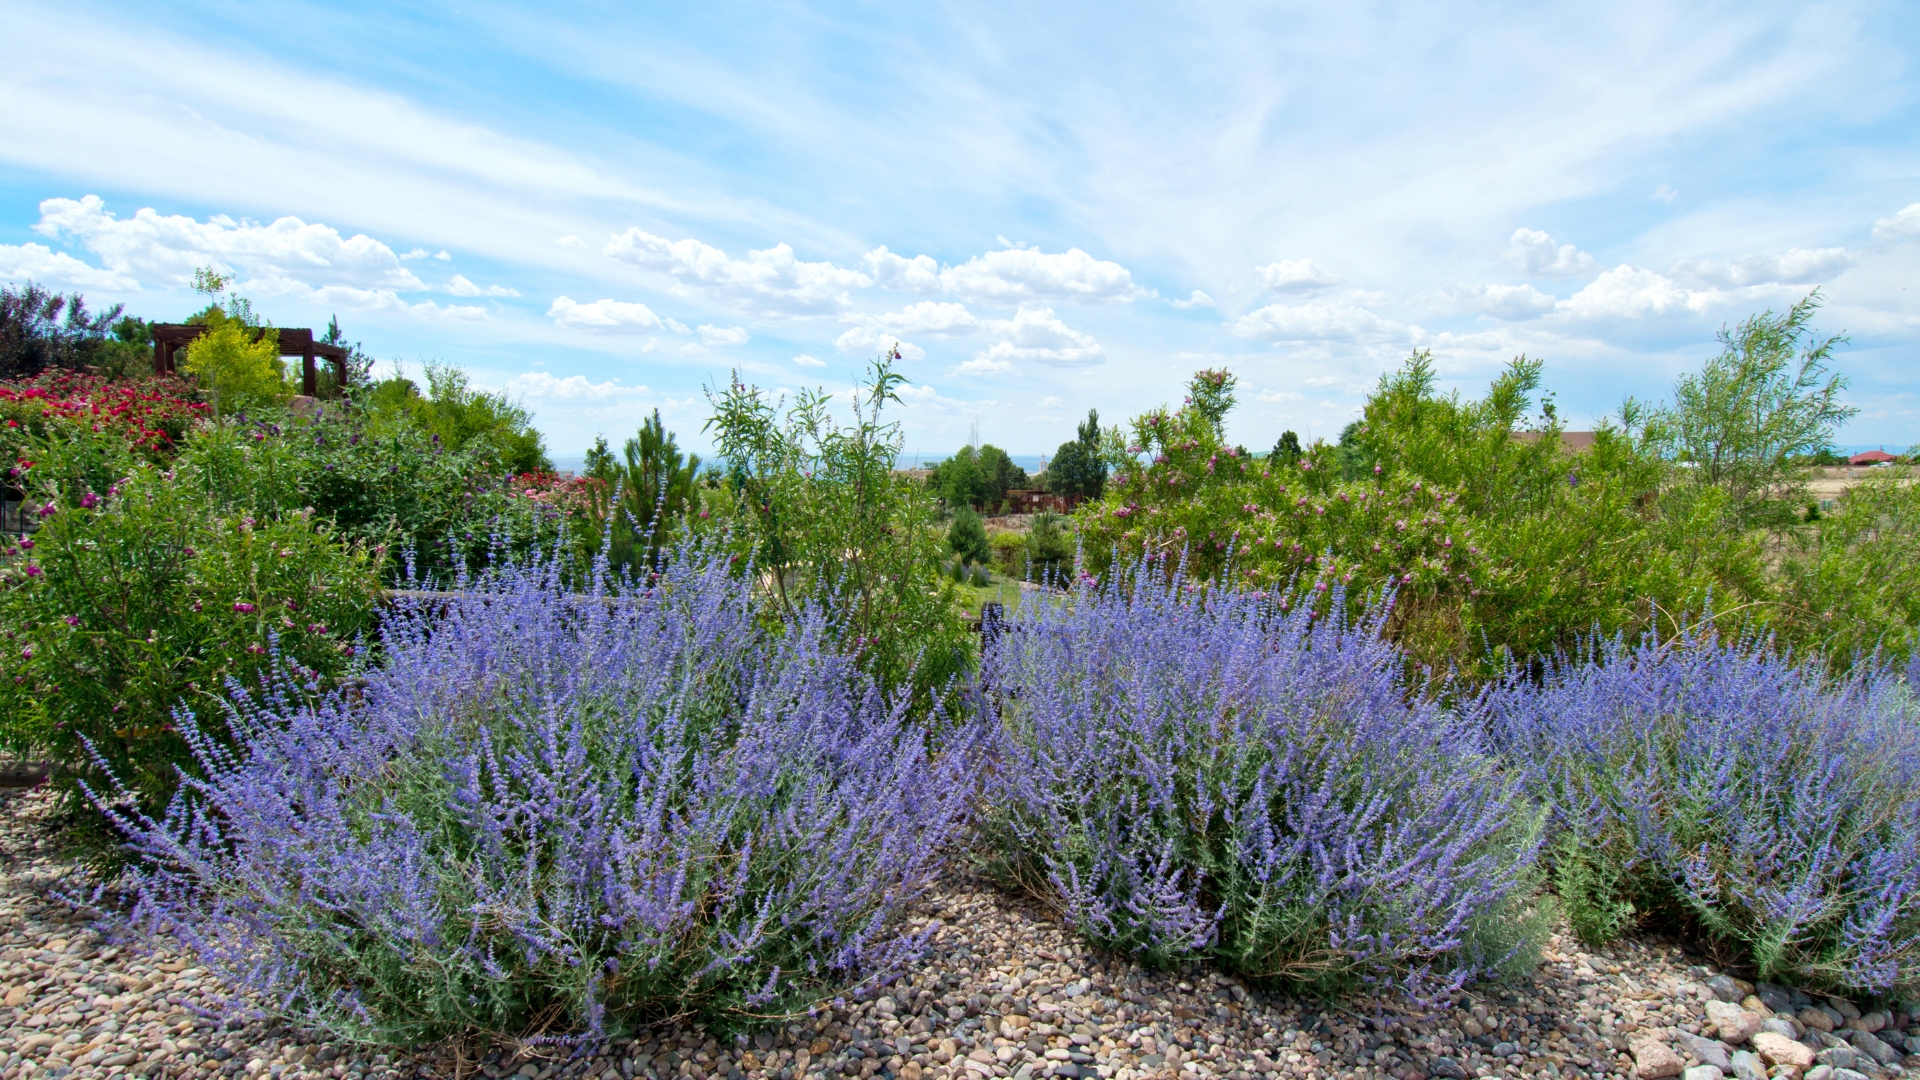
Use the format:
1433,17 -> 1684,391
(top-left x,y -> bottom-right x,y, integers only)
92,545 -> 977,1044
979,558 -> 1543,1003
1484,625 -> 1920,997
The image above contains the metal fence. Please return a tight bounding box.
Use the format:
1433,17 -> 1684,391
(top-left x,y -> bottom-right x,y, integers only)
0,495 -> 31,537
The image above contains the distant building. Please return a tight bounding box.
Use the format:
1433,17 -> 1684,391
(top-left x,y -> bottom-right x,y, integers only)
1004,489 -> 1079,514
1849,450 -> 1896,465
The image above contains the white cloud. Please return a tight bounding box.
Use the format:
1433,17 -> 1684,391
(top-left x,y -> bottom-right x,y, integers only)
1171,289 -> 1216,309
1669,247 -> 1855,288
834,325 -> 927,360
0,242 -> 139,289
604,227 -> 869,313
954,356 -> 1015,376
1041,395 -> 1065,408
792,354 -> 826,368
1555,265 -> 1700,320
861,246 -> 943,292
699,323 -> 749,346
1872,202 -> 1920,240
504,372 -> 650,401
940,246 -> 1142,303
863,244 -> 1143,304
249,280 -> 486,321
400,248 -> 430,260
838,300 -> 981,345
970,306 -> 1105,366
664,318 -> 690,334
433,250 -> 450,261
554,235 -> 587,248
1232,301 -> 1400,341
1446,282 -> 1557,320
33,195 -> 427,291
445,273 -> 520,297
1255,259 -> 1340,292
1257,389 -> 1305,403
547,295 -> 665,333
1505,228 -> 1597,277
1653,184 -> 1679,203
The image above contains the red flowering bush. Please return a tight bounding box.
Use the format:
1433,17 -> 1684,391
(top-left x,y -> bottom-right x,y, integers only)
0,372 -> 207,456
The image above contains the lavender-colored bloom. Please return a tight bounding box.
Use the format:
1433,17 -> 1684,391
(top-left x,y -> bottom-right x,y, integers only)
977,560 -> 1545,1002
1482,628 -> 1920,997
94,548 -> 977,1045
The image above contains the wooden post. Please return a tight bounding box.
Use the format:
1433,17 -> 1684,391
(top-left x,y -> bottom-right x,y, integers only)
302,341 -> 317,396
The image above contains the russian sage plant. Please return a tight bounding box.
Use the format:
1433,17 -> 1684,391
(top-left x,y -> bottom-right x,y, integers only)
977,559 -> 1547,1001
1483,630 -> 1920,997
96,551 -> 976,1044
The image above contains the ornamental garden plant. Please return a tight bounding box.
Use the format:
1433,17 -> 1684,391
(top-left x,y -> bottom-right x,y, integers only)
96,549 -> 977,1044
0,457 -> 381,845
976,560 -> 1550,1002
1483,628 -> 1920,999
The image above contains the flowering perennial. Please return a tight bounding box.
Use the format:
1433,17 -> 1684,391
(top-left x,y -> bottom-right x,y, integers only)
1483,630 -> 1920,996
977,560 -> 1546,1001
97,550 -> 976,1044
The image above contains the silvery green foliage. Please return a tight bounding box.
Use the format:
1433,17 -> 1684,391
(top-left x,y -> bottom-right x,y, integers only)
1484,629 -> 1920,997
96,550 -> 976,1044
977,558 -> 1546,1002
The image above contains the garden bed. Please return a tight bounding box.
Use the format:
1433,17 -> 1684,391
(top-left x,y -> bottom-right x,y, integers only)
4,785 -> 1914,1080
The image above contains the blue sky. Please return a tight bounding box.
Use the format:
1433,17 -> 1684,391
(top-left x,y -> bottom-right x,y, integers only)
2,0 -> 1917,459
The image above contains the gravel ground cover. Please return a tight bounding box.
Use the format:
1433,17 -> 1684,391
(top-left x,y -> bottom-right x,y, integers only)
2,784 -> 1916,1080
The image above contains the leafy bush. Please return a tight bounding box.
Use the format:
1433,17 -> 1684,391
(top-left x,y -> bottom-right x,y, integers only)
0,283 -> 139,380
1078,360 -> 1765,675
362,363 -> 550,475
927,444 -> 1028,511
182,311 -> 290,418
98,550 -> 976,1044
705,356 -> 971,707
1483,630 -> 1920,997
948,506 -> 990,565
180,411 -> 584,584
988,530 -> 1027,578
977,562 -> 1548,1001
0,461 -> 381,830
1776,473 -> 1920,666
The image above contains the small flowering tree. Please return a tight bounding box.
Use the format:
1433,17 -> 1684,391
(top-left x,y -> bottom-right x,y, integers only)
0,461 -> 380,841
98,549 -> 977,1043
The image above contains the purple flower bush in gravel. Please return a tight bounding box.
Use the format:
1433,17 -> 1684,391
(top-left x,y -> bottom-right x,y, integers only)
1483,629 -> 1920,997
93,551 -> 978,1045
976,559 -> 1548,1002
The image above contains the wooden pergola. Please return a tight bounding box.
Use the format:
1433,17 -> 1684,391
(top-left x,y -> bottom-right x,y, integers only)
151,325 -> 352,397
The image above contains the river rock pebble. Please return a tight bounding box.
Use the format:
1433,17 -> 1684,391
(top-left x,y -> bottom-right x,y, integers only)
3,784 -> 1917,1080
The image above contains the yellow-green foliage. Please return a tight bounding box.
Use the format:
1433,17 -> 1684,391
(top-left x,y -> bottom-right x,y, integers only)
183,312 -> 287,416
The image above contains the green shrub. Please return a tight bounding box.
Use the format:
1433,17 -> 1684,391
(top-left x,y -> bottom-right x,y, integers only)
178,412 -> 582,585
948,505 -> 990,565
1077,360 -> 1767,675
704,355 -> 971,708
1776,473 -> 1920,665
0,459 -> 382,838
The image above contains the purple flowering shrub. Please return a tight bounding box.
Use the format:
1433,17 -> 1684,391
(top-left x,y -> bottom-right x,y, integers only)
976,560 -> 1548,1001
96,551 -> 976,1044
1483,631 -> 1920,997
